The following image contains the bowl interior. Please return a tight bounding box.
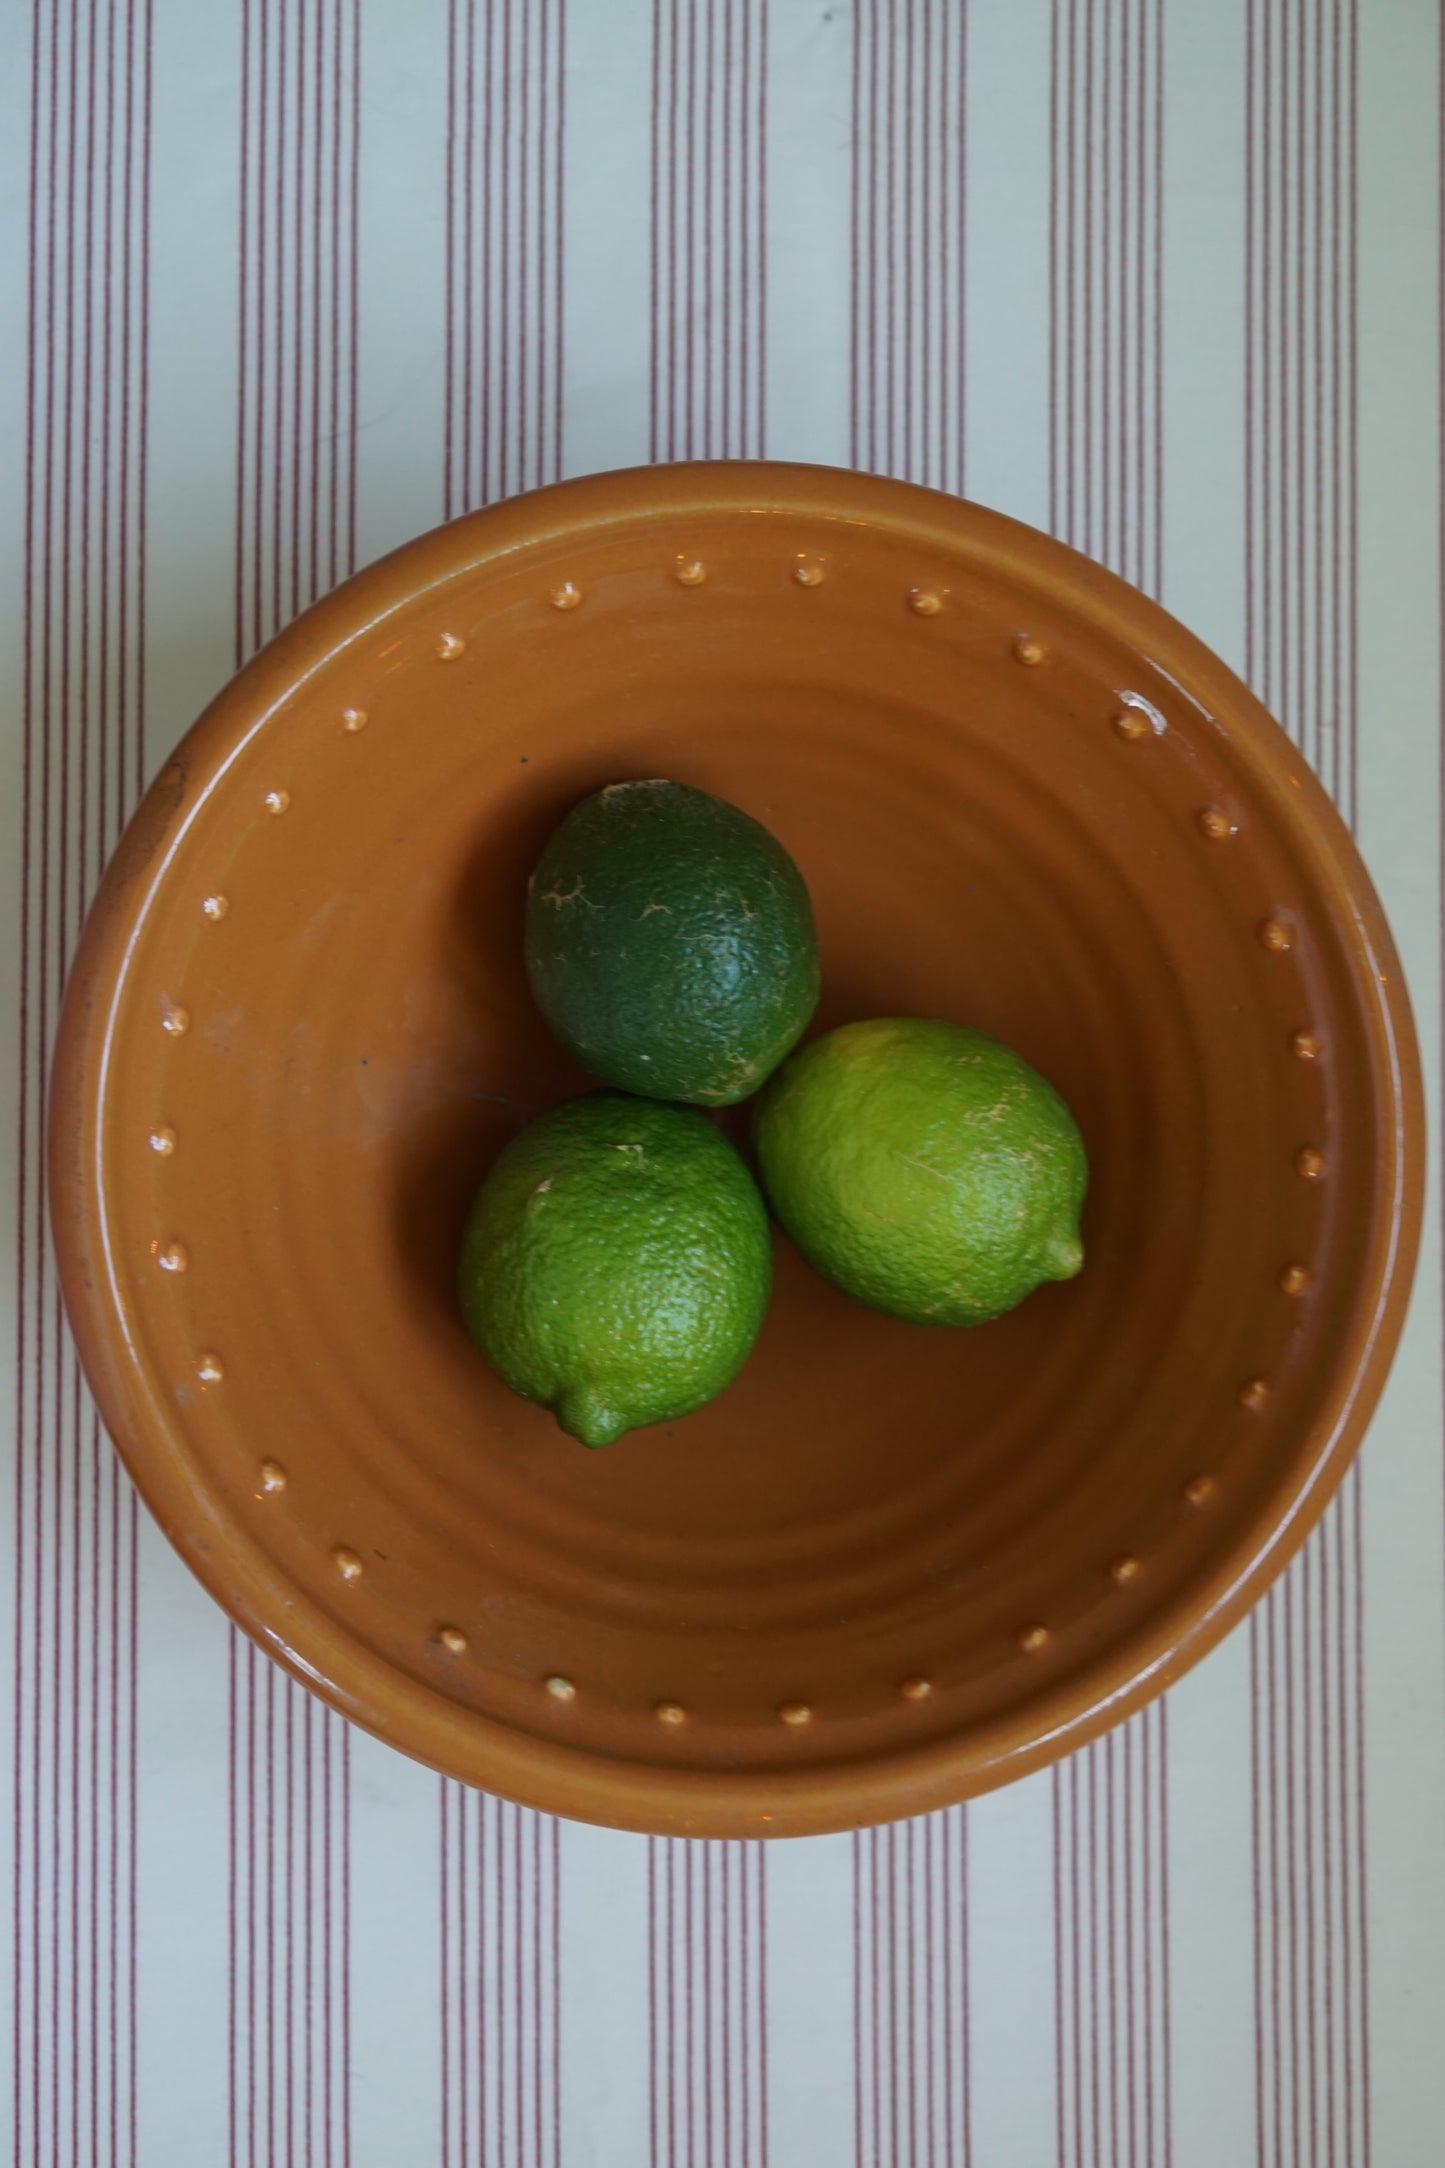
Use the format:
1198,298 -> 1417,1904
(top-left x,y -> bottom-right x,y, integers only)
63,470 -> 1413,1834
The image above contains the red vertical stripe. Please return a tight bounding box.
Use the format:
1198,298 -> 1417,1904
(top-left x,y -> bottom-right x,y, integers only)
849,0 -> 966,493
445,0 -> 564,512
638,36 -> 776,2145
851,1809 -> 970,2166
229,9 -> 362,2158
437,19 -> 566,2157
651,0 -> 766,462
15,4 -> 149,2155
649,1841 -> 767,2168
1246,9 -> 1368,2160
1047,5 -> 1172,2158
851,1834 -> 862,2168
846,14 -> 976,2158
1053,1709 -> 1171,2165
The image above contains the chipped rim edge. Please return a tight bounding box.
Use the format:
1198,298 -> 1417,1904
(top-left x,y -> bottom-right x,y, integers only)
47,461 -> 1426,1840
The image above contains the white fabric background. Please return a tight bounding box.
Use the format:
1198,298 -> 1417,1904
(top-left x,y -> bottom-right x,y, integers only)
0,1 -> 1441,2162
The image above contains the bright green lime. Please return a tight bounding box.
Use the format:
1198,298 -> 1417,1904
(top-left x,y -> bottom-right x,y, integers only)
524,779 -> 820,1106
752,1018 -> 1087,1327
458,1091 -> 773,1446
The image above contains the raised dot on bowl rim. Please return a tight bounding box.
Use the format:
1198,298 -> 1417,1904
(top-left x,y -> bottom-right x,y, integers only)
257,1459 -> 287,1495
149,1126 -> 177,1156
549,583 -> 583,611
1196,806 -> 1235,841
438,1625 -> 468,1655
1279,1261 -> 1312,1296
793,558 -> 825,587
1296,1146 -> 1326,1181
674,559 -> 707,586
1112,707 -> 1151,741
778,1701 -> 813,1726
1017,1624 -> 1049,1654
654,1701 -> 687,1726
436,632 -> 467,659
1291,1029 -> 1322,1061
202,894 -> 229,921
1238,1377 -> 1271,1410
155,1241 -> 188,1274
908,587 -> 944,617
1183,1473 -> 1217,1507
1013,634 -> 1045,666
341,706 -> 368,732
161,1003 -> 189,1037
197,1352 -> 224,1386
545,1674 -> 576,1702
1109,1555 -> 1142,1585
1259,918 -> 1293,953
265,789 -> 291,815
333,1547 -> 363,1581
899,1676 -> 933,1702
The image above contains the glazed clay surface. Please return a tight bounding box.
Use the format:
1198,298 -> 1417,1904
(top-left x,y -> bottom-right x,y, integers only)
49,464 -> 1422,1837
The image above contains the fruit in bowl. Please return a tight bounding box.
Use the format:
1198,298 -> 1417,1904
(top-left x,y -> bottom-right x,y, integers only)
472,774 -> 1091,1447
524,777 -> 820,1106
458,1092 -> 773,1448
753,1017 -> 1087,1328
49,463 -> 1422,1835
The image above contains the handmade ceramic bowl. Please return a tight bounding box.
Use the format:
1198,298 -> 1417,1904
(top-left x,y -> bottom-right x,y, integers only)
50,463 -> 1422,1838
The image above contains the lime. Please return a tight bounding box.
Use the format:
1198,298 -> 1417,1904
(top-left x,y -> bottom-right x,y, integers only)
752,1018 -> 1087,1326
458,1091 -> 773,1446
524,779 -> 820,1105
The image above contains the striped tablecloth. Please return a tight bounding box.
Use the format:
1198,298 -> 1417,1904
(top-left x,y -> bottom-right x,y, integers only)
2,2 -> 1440,2161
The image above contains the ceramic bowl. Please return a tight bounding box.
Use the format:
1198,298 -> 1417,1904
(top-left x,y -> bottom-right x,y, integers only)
50,463 -> 1423,1837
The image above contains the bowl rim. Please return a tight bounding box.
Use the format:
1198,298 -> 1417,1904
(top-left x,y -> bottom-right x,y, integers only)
49,459 -> 1426,1838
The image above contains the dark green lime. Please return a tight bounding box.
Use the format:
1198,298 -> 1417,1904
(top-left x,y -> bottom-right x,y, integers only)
524,779 -> 820,1105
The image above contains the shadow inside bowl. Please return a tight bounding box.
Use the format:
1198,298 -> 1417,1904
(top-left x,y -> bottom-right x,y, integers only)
386,773 -> 597,1338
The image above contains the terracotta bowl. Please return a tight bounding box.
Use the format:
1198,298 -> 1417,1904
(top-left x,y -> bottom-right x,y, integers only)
51,464 -> 1423,1838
